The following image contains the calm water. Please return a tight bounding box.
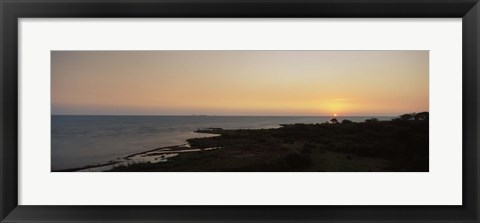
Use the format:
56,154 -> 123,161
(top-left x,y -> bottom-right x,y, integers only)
51,115 -> 393,170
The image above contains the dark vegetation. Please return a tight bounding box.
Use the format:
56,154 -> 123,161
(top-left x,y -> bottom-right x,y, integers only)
109,112 -> 429,172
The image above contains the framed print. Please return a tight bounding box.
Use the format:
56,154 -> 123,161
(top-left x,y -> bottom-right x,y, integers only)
1,0 -> 479,222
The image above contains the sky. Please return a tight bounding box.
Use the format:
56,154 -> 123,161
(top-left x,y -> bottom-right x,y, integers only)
51,51 -> 428,116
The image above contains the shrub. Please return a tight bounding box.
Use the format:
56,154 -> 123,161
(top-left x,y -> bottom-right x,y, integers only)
302,143 -> 316,154
284,152 -> 312,169
365,118 -> 378,123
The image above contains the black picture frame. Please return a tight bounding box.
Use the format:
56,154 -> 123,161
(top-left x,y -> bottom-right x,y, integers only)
1,0 -> 479,222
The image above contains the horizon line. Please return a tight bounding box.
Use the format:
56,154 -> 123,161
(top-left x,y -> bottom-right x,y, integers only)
50,114 -> 416,117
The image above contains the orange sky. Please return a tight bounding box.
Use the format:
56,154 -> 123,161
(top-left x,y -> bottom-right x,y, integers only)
51,51 -> 428,116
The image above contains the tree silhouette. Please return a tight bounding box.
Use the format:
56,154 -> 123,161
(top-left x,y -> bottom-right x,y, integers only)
414,112 -> 429,121
400,113 -> 415,121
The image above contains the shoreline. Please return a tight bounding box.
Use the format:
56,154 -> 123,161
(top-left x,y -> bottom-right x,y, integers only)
51,132 -> 219,172
54,144 -> 197,172
107,117 -> 429,172
55,133 -> 221,172
53,114 -> 429,172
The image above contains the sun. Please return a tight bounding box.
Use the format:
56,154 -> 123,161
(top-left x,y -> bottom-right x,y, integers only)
333,113 -> 337,117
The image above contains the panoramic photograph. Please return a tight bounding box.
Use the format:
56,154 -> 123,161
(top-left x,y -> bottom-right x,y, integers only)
51,50 -> 429,172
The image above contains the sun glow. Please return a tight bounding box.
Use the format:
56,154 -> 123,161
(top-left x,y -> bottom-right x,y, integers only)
51,51 -> 429,116
333,113 -> 338,117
